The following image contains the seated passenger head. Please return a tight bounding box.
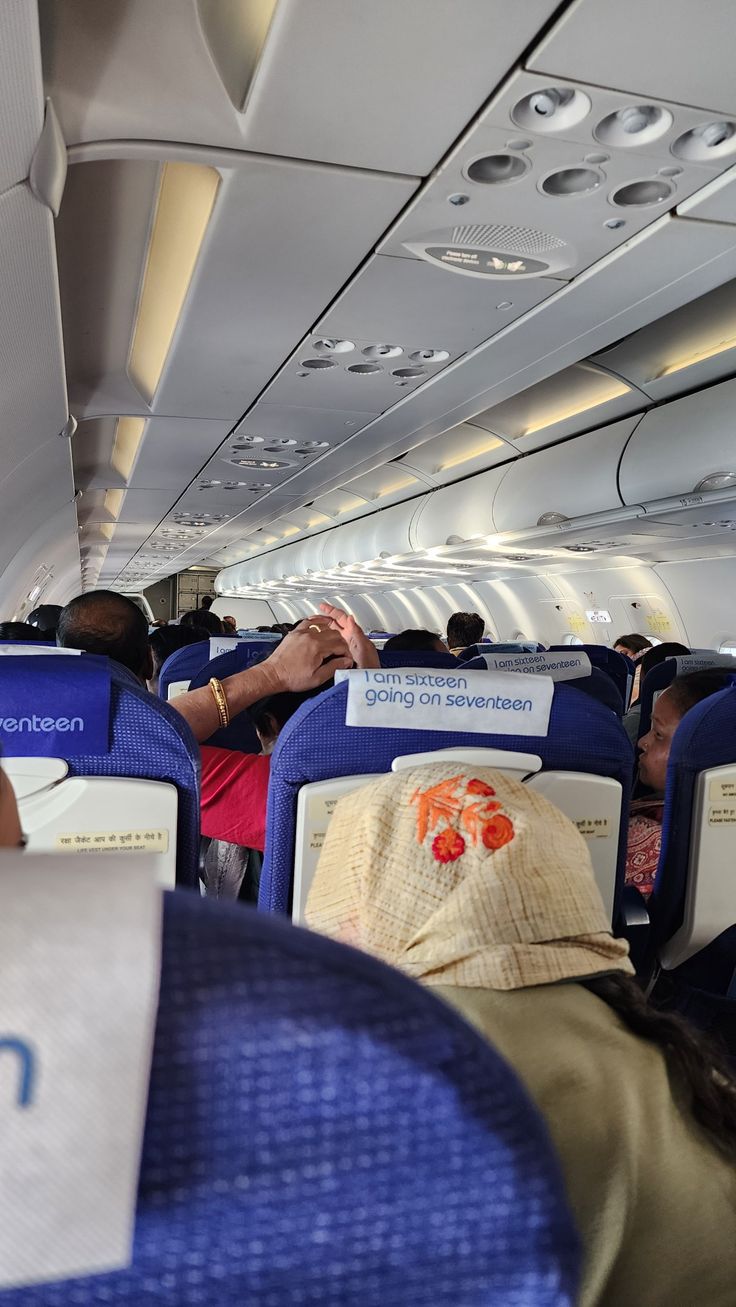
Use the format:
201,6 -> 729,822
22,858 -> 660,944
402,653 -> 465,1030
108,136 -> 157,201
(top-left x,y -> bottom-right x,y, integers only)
307,763 -> 632,988
200,595 -> 214,610
637,641 -> 690,682
0,621 -> 44,643
57,590 -> 152,681
249,686 -> 325,755
148,623 -> 209,694
447,611 -> 485,651
638,668 -> 732,792
180,607 -> 224,635
613,633 -> 653,660
26,604 -> 62,638
222,615 -> 238,634
383,629 -> 447,654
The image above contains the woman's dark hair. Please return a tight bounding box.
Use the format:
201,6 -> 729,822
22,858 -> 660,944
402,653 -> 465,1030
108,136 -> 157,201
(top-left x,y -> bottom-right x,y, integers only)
583,973 -> 736,1157
613,632 -> 653,655
248,685 -> 328,740
180,608 -> 223,635
447,611 -> 485,648
384,629 -> 444,652
149,623 -> 209,675
667,668 -> 733,716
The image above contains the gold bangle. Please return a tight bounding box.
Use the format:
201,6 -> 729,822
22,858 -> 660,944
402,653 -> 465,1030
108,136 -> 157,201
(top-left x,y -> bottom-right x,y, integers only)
209,677 -> 230,729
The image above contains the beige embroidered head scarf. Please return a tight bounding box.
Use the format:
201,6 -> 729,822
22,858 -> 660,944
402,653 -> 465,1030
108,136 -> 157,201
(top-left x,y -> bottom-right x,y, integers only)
306,762 -> 633,990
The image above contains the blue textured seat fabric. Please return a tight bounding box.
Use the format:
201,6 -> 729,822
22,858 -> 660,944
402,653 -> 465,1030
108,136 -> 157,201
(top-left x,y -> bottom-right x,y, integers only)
547,646 -> 631,704
461,661 -> 623,716
379,651 -> 460,668
650,683 -> 736,962
0,894 -> 580,1305
66,669 -> 201,889
188,645 -> 269,751
260,680 -> 633,916
158,641 -> 210,702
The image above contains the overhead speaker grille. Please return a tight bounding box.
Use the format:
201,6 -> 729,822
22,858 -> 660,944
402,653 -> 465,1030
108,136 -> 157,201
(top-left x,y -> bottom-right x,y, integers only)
403,225 -> 573,278
451,222 -> 565,255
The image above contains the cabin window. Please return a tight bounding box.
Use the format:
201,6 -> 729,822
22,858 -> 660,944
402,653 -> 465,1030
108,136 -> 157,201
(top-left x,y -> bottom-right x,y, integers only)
719,639 -> 736,657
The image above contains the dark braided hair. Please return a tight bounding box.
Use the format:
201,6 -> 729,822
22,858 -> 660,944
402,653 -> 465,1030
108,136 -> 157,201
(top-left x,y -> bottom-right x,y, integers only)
583,973 -> 736,1158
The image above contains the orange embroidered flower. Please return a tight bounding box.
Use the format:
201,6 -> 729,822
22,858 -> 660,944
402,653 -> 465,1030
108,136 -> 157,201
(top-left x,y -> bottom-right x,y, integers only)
432,827 -> 466,863
467,779 -> 496,797
482,814 -> 515,850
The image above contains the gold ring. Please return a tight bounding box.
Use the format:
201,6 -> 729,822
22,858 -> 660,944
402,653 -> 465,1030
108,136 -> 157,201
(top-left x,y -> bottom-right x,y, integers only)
308,624 -> 322,632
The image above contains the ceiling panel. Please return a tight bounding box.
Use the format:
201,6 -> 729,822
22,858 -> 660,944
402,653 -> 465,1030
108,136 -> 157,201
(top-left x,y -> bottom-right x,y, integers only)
241,0 -> 561,174
529,0 -> 736,117
380,69 -> 736,282
73,415 -> 234,491
60,149 -> 416,422
0,0 -> 44,194
319,253 -> 558,353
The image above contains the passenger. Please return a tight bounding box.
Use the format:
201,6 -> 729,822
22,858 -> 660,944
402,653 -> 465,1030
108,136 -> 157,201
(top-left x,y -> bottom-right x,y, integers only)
222,615 -> 238,634
171,605 -> 379,856
26,603 -> 62,638
623,641 -> 690,736
200,595 -> 215,611
57,590 -> 153,683
613,632 -> 653,660
626,669 -> 732,897
306,763 -> 736,1307
383,628 -> 448,653
447,611 -> 485,655
0,620 -> 44,642
180,607 -> 224,635
147,623 -> 210,695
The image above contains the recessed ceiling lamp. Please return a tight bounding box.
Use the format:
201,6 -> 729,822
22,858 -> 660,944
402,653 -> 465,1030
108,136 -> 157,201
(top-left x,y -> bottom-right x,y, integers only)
127,162 -> 221,403
657,332 -> 736,377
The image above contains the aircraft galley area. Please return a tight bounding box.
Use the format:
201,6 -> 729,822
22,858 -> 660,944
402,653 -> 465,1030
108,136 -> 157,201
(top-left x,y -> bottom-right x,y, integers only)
2,1 -> 736,1303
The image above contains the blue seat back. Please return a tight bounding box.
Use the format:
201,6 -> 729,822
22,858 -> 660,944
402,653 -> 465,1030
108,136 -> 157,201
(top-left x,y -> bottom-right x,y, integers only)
188,645 -> 269,751
637,653 -> 736,740
0,657 -> 200,887
261,680 -> 633,915
379,650 -> 460,669
0,891 -> 579,1305
548,645 -> 631,704
461,660 -> 623,715
461,642 -> 546,659
650,683 -> 736,968
158,640 -> 210,701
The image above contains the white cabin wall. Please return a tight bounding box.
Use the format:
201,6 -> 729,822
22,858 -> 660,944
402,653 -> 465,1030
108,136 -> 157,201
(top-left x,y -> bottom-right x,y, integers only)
209,597 -> 276,627
653,558 -> 736,650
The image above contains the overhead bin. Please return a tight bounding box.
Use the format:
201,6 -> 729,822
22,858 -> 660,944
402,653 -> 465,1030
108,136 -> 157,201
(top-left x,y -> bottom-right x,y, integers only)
492,418 -> 636,533
412,467 -> 509,550
320,501 -> 424,570
619,377 -> 736,504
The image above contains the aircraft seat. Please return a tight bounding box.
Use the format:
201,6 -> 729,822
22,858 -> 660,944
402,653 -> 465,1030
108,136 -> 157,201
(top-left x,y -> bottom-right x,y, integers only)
379,651 -> 460,668
260,679 -> 633,921
4,888 -> 579,1303
0,655 -> 200,888
637,652 -> 736,740
158,640 -> 210,701
462,658 -> 624,716
548,646 -> 631,706
187,645 -> 269,752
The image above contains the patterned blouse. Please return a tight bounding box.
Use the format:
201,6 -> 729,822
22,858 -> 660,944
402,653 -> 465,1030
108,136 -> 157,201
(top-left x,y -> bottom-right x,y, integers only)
625,799 -> 665,898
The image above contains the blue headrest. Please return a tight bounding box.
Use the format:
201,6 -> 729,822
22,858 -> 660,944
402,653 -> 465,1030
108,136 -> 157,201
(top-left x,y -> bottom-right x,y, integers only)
11,891 -> 578,1303
260,680 -> 633,916
379,650 -> 460,669
461,660 -> 623,716
158,641 -> 210,701
462,642 -> 545,658
548,646 -> 631,703
0,658 -> 200,887
188,645 -> 268,751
